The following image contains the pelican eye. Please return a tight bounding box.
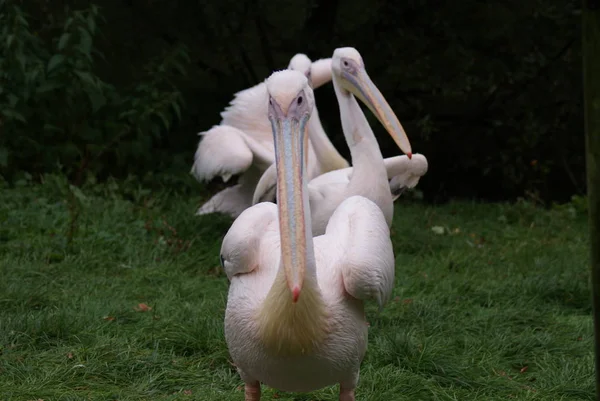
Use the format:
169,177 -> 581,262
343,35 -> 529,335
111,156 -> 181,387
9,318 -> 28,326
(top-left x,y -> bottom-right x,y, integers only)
297,96 -> 303,105
219,254 -> 225,269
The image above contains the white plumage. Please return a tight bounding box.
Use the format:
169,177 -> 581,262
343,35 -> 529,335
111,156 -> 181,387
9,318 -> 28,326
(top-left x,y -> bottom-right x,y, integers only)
254,153 -> 429,206
191,54 -> 348,218
251,47 -> 419,236
222,69 -> 395,400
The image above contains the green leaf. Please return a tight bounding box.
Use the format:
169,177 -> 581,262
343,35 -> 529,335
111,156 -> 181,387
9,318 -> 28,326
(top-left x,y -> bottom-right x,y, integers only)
86,90 -> 106,112
27,67 -> 41,84
171,102 -> 181,121
78,27 -> 92,56
69,184 -> 87,204
58,33 -> 70,50
37,81 -> 63,94
171,60 -> 187,75
43,124 -> 64,133
47,54 -> 65,73
155,111 -> 170,131
86,13 -> 96,34
1,109 -> 26,123
74,70 -> 96,88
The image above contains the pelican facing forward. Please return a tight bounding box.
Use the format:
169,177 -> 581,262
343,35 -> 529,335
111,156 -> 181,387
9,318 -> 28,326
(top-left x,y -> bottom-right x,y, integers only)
221,70 -> 395,400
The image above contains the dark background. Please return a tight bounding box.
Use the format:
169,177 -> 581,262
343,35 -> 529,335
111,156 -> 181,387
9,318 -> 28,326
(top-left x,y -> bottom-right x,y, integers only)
0,0 -> 584,204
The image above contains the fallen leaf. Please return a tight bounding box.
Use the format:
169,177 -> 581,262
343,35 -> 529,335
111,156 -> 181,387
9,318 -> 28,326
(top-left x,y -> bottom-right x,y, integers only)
431,226 -> 445,235
103,316 -> 115,321
520,366 -> 528,373
183,389 -> 192,395
402,298 -> 413,305
66,352 -> 74,359
134,303 -> 152,312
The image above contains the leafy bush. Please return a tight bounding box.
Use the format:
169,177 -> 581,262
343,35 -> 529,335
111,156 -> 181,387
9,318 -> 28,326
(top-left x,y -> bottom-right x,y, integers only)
0,2 -> 190,184
0,0 -> 585,203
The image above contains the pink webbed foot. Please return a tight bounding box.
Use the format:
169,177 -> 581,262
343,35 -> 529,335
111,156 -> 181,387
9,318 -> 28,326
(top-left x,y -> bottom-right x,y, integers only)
244,381 -> 261,401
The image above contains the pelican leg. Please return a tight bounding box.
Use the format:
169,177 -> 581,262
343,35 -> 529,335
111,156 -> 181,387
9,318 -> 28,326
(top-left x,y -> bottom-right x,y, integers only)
339,383 -> 356,401
244,381 -> 261,401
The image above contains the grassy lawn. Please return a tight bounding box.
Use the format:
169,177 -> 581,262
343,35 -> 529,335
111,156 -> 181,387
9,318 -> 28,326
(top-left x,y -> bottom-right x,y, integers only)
0,175 -> 594,400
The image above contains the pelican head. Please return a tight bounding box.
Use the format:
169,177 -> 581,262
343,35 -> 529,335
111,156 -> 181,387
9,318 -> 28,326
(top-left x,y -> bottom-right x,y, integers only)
266,70 -> 314,303
288,53 -> 314,88
332,47 -> 412,158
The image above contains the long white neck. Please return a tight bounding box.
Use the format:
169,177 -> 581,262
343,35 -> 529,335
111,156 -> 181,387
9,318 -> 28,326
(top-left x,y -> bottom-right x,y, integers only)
332,76 -> 387,184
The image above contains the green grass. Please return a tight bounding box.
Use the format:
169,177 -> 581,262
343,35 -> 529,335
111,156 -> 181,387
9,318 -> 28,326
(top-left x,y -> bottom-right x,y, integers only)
0,175 -> 594,400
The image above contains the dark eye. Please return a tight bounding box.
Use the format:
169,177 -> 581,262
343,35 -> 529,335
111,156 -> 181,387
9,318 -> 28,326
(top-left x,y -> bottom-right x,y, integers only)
343,60 -> 349,67
220,254 -> 225,269
269,98 -> 273,105
297,96 -> 303,105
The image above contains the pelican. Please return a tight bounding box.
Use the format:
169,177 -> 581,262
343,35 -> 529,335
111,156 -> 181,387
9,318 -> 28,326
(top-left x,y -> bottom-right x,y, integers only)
221,69 -> 395,401
253,154 -> 429,209
191,54 -> 348,218
251,47 -> 417,236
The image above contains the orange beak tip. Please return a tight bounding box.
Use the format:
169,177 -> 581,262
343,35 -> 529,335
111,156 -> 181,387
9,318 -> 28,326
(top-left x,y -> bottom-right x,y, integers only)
292,286 -> 301,303
407,152 -> 413,159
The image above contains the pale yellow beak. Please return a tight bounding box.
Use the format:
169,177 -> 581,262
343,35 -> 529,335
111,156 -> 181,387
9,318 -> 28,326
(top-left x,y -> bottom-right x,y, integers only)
342,67 -> 412,158
269,106 -> 310,303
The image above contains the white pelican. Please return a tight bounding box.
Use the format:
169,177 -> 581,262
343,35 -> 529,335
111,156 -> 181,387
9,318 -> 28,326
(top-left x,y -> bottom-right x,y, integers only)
253,154 -> 429,208
191,54 -> 348,218
251,47 -> 417,236
221,69 -> 395,401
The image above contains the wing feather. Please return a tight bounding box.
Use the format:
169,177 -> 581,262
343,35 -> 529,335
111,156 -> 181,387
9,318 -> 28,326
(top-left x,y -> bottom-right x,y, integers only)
220,202 -> 278,280
191,126 -> 254,182
324,196 -> 395,309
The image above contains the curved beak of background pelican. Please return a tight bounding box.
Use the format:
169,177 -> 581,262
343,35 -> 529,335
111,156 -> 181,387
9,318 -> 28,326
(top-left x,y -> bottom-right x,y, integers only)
343,67 -> 413,158
270,106 -> 310,303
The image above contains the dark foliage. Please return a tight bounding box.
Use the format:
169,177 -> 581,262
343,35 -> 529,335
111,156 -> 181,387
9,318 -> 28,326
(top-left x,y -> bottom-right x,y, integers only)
0,0 -> 583,203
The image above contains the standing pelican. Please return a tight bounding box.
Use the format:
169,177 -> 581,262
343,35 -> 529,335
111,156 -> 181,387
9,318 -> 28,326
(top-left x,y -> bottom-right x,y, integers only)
191,54 -> 348,218
222,69 -> 395,401
251,47 -> 415,236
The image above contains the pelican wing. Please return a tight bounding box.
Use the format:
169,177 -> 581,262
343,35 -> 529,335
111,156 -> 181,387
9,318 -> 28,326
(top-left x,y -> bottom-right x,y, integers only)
191,126 -> 254,182
191,125 -> 276,183
383,154 -> 429,201
324,196 -> 395,309
219,202 -> 279,280
220,82 -> 273,145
